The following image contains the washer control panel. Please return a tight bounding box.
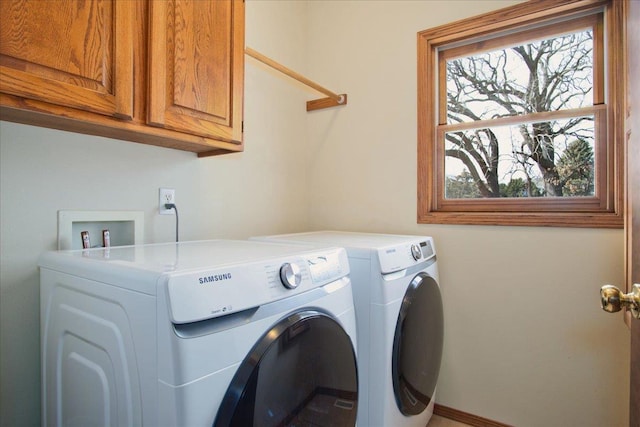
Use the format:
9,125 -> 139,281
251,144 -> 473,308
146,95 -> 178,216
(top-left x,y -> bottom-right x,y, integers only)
377,237 -> 435,274
166,247 -> 350,324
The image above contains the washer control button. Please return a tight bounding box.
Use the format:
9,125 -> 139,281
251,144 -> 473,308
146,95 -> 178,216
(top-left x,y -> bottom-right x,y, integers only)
410,244 -> 422,261
280,262 -> 302,289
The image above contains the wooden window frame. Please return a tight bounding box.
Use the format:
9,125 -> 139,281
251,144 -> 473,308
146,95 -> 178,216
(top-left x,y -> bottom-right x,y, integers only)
417,0 -> 625,228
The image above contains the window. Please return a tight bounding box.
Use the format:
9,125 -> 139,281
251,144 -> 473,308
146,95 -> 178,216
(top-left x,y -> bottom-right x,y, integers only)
417,0 -> 625,227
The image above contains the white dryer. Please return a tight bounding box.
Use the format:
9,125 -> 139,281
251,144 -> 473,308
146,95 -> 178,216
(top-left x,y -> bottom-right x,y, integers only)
253,231 -> 444,427
39,240 -> 359,427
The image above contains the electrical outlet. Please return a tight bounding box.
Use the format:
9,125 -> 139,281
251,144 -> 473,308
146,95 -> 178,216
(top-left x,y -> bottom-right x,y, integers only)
159,188 -> 176,215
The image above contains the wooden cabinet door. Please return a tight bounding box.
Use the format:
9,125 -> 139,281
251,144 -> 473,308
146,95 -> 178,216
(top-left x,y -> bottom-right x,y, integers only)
148,0 -> 244,144
0,0 -> 133,119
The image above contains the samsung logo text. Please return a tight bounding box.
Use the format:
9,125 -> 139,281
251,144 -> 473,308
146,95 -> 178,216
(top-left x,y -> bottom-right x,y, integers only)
198,273 -> 232,284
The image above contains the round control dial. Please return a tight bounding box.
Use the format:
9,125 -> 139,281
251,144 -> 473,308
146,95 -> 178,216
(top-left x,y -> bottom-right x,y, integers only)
279,262 -> 302,289
410,244 -> 422,261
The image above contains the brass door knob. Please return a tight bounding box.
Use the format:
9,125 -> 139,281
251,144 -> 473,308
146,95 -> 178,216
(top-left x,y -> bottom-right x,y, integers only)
600,284 -> 640,319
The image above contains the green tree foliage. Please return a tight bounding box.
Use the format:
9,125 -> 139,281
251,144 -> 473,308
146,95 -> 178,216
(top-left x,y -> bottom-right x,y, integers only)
556,138 -> 594,196
500,178 -> 527,197
499,178 -> 542,198
445,169 -> 481,198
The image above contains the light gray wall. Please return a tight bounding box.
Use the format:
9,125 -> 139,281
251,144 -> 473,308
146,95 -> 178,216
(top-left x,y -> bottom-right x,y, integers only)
305,1 -> 629,426
0,1 -> 631,427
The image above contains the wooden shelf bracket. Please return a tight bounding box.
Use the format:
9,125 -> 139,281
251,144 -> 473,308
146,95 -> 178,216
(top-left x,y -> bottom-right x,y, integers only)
245,47 -> 347,112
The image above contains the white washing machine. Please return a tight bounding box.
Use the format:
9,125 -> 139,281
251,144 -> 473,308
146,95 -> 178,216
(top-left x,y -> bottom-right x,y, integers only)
39,239 -> 359,427
253,231 -> 444,427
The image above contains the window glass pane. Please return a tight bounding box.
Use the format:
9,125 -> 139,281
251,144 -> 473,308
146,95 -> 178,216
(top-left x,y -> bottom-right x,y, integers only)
446,29 -> 593,124
444,117 -> 595,198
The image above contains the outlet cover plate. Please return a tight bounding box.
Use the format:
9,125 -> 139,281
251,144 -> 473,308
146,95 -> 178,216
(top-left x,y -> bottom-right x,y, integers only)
159,188 -> 175,215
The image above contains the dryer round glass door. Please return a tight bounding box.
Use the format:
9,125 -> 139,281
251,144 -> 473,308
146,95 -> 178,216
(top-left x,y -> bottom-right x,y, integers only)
392,272 -> 444,415
214,309 -> 358,427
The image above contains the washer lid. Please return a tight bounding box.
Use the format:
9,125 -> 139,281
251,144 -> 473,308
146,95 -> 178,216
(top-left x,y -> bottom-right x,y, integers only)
38,240 -> 349,299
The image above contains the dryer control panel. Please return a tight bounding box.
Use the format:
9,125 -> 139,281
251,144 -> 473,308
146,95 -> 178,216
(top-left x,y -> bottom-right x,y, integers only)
377,237 -> 435,274
165,247 -> 350,324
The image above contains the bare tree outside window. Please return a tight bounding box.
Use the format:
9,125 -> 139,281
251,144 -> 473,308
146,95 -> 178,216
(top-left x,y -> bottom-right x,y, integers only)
443,30 -> 595,199
417,0 -> 625,228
